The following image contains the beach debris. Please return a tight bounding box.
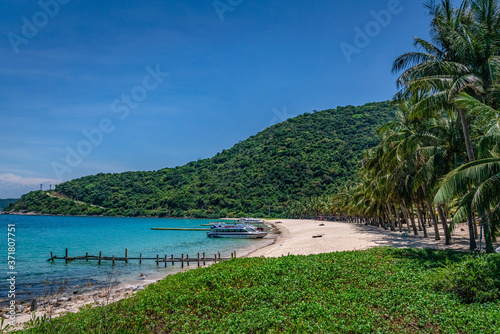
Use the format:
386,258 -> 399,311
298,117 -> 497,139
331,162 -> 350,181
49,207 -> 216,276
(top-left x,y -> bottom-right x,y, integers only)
138,273 -> 147,280
319,223 -> 325,226
30,298 -> 38,312
84,282 -> 94,287
312,234 -> 324,238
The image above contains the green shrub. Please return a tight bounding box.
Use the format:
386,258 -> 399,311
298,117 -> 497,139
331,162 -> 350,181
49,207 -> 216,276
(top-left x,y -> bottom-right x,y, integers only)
431,254 -> 500,303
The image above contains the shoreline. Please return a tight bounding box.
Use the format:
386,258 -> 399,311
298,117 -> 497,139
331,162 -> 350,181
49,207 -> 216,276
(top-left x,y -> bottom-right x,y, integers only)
249,219 -> 496,257
1,211 -> 244,220
3,218 -> 495,331
2,257 -> 230,331
1,222 -> 275,331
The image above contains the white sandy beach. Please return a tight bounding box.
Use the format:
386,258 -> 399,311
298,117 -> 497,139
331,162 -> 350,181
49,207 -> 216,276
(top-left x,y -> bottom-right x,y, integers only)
249,219 -> 492,257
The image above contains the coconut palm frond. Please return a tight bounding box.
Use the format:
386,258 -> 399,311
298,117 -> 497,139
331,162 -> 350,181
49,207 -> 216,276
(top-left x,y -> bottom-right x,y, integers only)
454,92 -> 499,117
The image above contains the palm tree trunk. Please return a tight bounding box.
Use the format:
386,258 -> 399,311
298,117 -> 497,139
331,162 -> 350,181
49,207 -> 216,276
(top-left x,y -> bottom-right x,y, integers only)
467,213 -> 477,251
422,186 -> 440,240
394,204 -> 402,232
387,203 -> 396,231
400,204 -> 411,232
403,202 -> 418,236
382,210 -> 389,230
458,108 -> 476,162
483,211 -> 494,253
416,200 -> 428,238
417,207 -> 423,231
425,197 -> 441,240
437,204 -> 451,245
473,215 -> 479,239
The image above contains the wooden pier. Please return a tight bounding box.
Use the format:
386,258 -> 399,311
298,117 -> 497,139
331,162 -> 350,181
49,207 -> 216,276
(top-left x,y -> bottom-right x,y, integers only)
47,249 -> 236,268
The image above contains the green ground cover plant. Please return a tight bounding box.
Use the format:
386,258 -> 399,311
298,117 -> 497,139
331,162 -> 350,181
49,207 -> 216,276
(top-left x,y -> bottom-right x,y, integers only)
431,254 -> 500,303
16,248 -> 500,333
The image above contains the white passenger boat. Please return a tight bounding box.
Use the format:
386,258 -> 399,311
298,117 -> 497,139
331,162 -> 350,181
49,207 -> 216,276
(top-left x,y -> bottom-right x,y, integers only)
207,223 -> 267,239
240,217 -> 264,224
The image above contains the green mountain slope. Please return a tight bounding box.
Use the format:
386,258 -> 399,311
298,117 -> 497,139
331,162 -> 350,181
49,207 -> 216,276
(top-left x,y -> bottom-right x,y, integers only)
0,199 -> 19,211
5,102 -> 396,217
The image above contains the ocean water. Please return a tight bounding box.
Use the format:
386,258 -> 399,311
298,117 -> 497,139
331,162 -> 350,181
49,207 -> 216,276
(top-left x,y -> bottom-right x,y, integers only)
0,215 -> 263,304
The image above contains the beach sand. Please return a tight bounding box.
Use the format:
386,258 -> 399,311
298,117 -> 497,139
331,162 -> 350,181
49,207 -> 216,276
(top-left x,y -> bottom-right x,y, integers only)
249,219 -> 492,257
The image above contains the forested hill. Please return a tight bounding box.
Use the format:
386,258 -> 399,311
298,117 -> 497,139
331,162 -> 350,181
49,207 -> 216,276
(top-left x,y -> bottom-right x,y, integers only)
0,199 -> 18,211
5,101 -> 396,218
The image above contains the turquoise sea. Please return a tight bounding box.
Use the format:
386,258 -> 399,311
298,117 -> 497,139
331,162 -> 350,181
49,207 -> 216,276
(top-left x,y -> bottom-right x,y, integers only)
0,215 -> 265,304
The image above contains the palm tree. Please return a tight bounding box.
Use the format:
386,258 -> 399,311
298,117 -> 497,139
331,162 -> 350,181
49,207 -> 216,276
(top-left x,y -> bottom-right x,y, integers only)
435,157 -> 500,252
435,95 -> 500,252
393,0 -> 500,162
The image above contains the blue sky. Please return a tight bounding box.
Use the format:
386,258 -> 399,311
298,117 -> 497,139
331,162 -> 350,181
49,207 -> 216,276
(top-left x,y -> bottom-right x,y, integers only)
0,0 -> 430,198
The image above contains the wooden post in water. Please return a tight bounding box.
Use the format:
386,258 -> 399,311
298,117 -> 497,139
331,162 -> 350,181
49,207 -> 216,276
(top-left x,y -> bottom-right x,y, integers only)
203,252 -> 206,266
197,253 -> 200,267
125,249 -> 128,263
156,255 -> 159,267
171,254 -> 174,266
218,252 -> 220,260
214,254 -> 217,264
164,255 -> 167,268
234,251 -> 236,258
187,254 -> 189,266
181,254 -> 184,268
65,248 -> 68,263
139,253 -> 142,265
50,252 -> 54,262
112,255 -> 115,265
98,251 -> 101,265
86,252 -> 88,262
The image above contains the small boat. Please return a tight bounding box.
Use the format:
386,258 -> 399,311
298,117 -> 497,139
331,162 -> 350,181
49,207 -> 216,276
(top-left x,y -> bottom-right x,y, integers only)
240,217 -> 264,224
207,223 -> 267,239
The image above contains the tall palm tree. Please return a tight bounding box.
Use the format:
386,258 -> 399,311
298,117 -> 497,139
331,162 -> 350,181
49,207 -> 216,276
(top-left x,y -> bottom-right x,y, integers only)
393,0 -> 500,162
435,95 -> 500,252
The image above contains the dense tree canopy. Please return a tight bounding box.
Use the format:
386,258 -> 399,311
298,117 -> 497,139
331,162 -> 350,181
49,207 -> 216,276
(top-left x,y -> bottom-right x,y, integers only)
5,102 -> 396,218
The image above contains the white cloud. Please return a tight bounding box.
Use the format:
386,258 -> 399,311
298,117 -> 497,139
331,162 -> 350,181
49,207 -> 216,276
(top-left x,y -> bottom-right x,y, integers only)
0,174 -> 60,187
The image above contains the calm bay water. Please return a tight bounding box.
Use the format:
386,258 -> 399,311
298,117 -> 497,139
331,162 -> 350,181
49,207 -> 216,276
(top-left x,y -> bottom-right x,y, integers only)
0,215 -> 262,303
